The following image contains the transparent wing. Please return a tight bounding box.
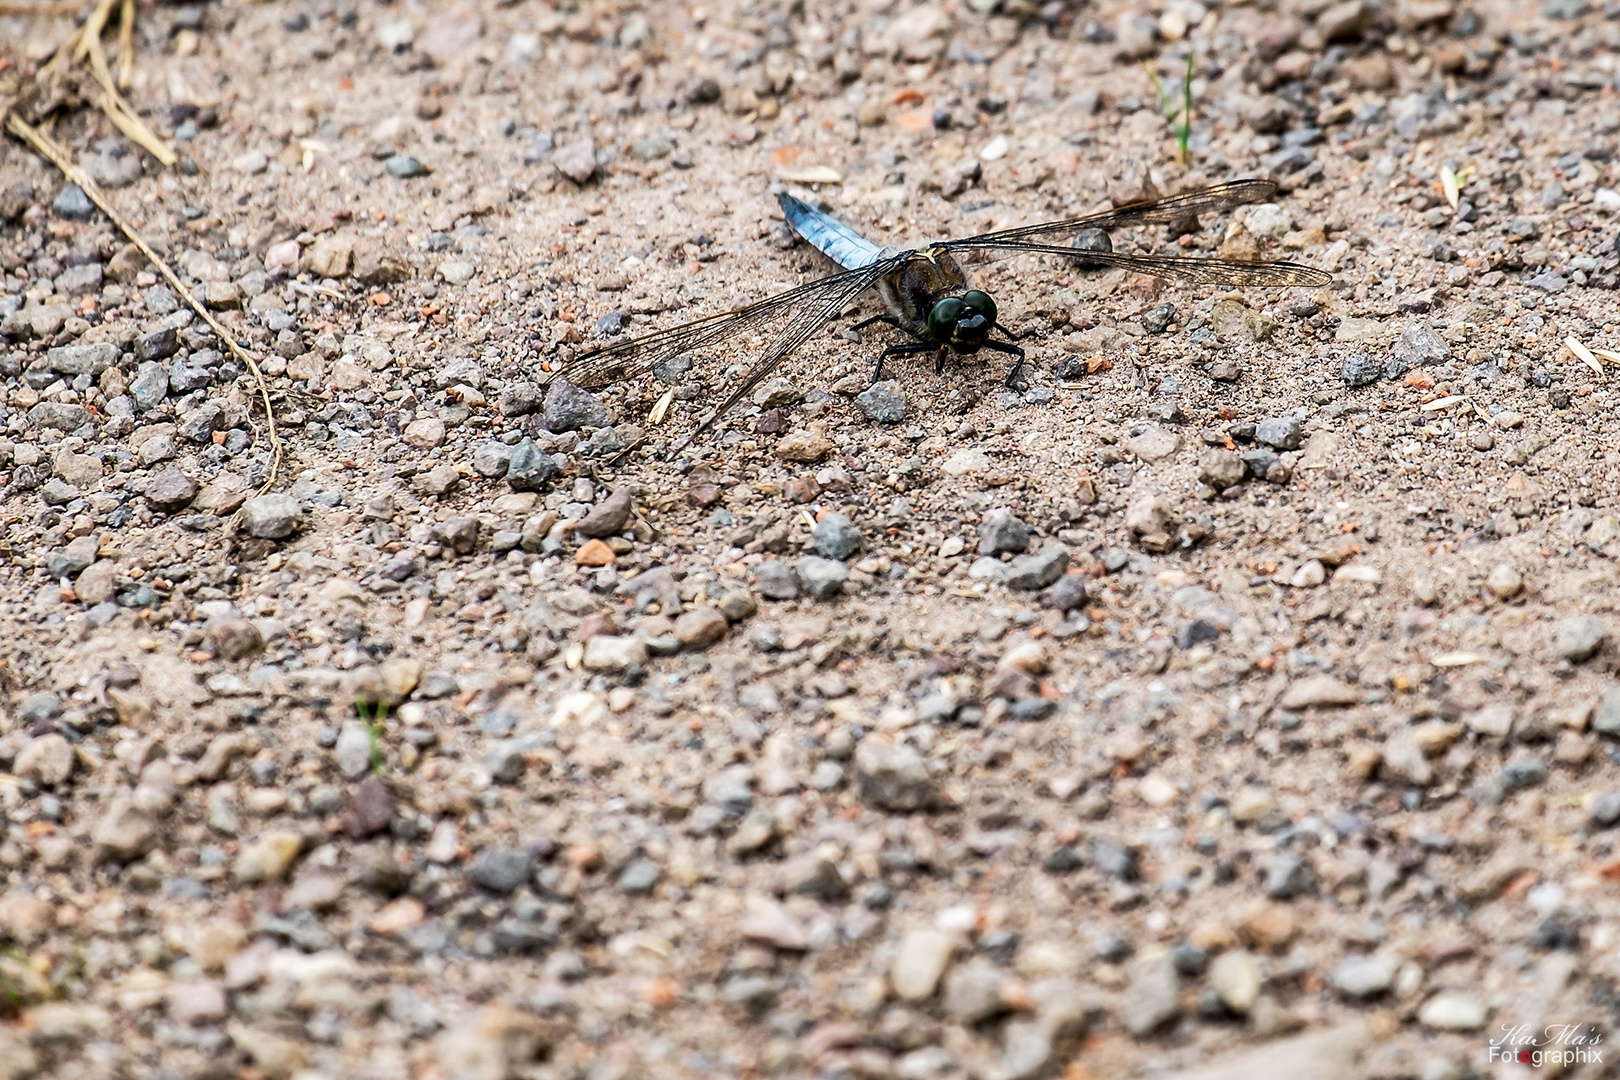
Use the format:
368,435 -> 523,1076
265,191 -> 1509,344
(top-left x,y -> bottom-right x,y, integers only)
947,178 -> 1281,248
552,259 -> 898,390
673,258 -> 899,451
958,242 -> 1333,287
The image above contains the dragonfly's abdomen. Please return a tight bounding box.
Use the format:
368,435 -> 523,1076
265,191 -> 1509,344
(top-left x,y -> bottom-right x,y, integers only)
777,192 -> 890,270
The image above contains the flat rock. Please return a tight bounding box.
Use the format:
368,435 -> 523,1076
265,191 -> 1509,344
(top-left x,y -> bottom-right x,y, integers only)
1279,675 -> 1358,709
1164,1021 -> 1367,1080
1127,426 -> 1181,462
891,929 -> 956,1001
241,494 -> 303,539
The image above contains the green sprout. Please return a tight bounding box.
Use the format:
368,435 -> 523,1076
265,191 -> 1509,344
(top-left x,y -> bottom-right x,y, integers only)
0,945 -> 27,1016
356,698 -> 390,777
1144,52 -> 1197,164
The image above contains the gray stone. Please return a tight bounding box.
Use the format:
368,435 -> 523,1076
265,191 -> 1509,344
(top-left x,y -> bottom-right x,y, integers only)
1004,545 -> 1069,590
143,285 -> 179,314
29,402 -> 92,432
470,847 -> 533,894
241,494 -> 303,539
1341,351 -> 1382,387
812,513 -> 862,560
335,722 -> 374,778
1198,448 -> 1248,491
505,438 -> 559,491
1589,792 -> 1620,827
541,377 -> 609,432
617,858 -> 661,894
471,442 -> 511,478
581,634 -> 648,673
855,380 -> 908,423
137,434 -> 176,465
46,535 -> 98,579
385,154 -> 430,178
145,466 -> 198,513
52,183 -> 94,220
129,362 -> 170,410
1595,688 -> 1620,736
1556,616 -> 1605,663
1264,855 -> 1314,898
552,138 -> 598,184
854,737 -> 935,811
177,402 -> 224,442
795,556 -> 848,600
1390,321 -> 1449,373
1119,954 -> 1180,1036
93,793 -> 157,862
500,382 -> 543,416
82,151 -> 143,188
756,560 -> 799,600
1329,954 -> 1395,998
135,326 -> 180,362
576,488 -> 633,538
47,342 -> 117,375
1255,415 -> 1303,450
977,509 -> 1030,555
1140,302 -> 1175,333
1126,426 -> 1181,462
485,742 -> 526,784
943,959 -> 1009,1024
167,358 -> 213,395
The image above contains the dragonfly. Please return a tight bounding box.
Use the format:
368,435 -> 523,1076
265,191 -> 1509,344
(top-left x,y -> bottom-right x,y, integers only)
553,178 -> 1332,450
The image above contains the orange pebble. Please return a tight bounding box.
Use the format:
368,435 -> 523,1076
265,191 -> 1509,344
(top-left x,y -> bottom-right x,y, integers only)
575,539 -> 615,566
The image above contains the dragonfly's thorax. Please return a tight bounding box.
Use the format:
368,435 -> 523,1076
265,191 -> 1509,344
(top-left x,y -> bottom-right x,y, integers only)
876,248 -> 996,352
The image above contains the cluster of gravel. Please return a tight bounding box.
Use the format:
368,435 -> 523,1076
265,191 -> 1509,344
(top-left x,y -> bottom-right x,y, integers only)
3,0 -> 1620,1078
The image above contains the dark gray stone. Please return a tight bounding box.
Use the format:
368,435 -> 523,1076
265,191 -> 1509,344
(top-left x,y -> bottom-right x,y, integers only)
135,327 -> 180,362
469,847 -> 532,893
52,183 -> 94,220
855,380 -> 908,423
795,556 -> 848,600
1341,352 -> 1382,387
145,466 -> 198,512
1255,415 -> 1303,450
812,513 -> 862,560
541,377 -> 610,433
505,438 -> 559,491
1004,545 -> 1068,590
756,560 -> 799,600
977,509 -> 1031,555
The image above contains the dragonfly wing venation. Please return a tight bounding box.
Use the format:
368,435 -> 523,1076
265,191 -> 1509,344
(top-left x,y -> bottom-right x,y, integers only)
951,179 -> 1281,248
957,242 -> 1333,287
674,256 -> 902,450
557,260 -> 891,389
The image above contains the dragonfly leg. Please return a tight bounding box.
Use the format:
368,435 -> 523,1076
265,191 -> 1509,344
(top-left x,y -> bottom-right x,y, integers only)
982,339 -> 1028,388
934,349 -> 947,375
872,342 -> 932,383
849,313 -> 902,335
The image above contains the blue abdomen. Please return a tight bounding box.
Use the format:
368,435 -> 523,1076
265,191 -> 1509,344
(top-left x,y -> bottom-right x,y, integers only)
777,192 -> 887,270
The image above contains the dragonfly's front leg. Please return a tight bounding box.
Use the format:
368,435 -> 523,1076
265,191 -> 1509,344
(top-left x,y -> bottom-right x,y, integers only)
850,313 -> 903,336
982,339 -> 1028,389
873,341 -> 933,383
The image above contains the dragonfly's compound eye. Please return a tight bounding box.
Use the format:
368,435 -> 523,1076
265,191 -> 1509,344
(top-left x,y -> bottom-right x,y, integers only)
926,297 -> 964,343
961,290 -> 997,327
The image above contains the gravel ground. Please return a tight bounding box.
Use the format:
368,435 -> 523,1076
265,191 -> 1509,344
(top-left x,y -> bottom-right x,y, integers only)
3,0 -> 1620,1077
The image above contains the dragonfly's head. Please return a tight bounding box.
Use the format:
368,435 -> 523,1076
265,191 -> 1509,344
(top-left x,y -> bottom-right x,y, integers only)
926,289 -> 998,351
